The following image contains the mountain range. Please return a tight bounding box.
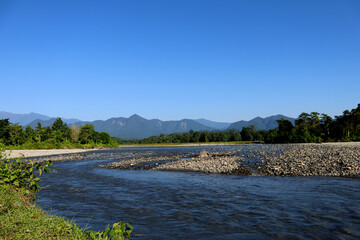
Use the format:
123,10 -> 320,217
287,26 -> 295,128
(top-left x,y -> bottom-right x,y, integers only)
0,111 -> 80,126
1,111 -> 296,140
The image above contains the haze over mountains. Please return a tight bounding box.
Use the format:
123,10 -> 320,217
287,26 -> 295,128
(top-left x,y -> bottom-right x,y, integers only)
0,111 -> 80,126
1,111 -> 295,140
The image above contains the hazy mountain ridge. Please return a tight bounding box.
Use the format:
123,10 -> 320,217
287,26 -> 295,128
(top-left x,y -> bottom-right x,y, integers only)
3,111 -> 296,140
194,118 -> 232,130
0,111 -> 50,126
0,111 -> 80,126
26,118 -> 81,129
72,114 -> 215,140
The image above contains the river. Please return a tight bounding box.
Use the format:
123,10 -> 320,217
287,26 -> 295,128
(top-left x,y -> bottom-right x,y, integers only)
37,147 -> 360,239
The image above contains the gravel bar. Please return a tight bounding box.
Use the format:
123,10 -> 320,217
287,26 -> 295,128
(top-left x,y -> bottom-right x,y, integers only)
99,142 -> 360,177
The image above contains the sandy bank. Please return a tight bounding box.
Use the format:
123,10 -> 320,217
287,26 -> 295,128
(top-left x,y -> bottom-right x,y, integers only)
3,149 -> 99,159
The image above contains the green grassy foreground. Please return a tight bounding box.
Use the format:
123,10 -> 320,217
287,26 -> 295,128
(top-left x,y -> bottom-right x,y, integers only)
0,185 -> 90,240
0,149 -> 133,240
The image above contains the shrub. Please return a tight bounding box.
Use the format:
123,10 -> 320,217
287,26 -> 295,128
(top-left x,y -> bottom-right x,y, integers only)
0,149 -> 52,191
86,222 -> 133,240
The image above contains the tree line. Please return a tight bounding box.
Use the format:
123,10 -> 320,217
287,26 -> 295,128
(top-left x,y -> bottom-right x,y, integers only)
128,127 -> 262,144
0,117 -> 118,149
267,103 -> 360,143
1,103 -> 359,147
129,103 -> 360,144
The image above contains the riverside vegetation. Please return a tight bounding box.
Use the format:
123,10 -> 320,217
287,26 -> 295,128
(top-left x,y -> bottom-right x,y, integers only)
0,104 -> 359,149
0,148 -> 133,240
132,103 -> 360,144
0,117 -> 119,149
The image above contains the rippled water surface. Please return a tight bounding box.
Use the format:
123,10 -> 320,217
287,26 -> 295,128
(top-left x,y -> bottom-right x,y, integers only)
37,147 -> 360,239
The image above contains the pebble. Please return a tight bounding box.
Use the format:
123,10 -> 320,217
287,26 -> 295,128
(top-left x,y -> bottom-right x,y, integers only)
27,142 -> 360,177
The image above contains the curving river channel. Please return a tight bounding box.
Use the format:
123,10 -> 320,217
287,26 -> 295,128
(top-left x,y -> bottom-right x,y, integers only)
37,147 -> 360,240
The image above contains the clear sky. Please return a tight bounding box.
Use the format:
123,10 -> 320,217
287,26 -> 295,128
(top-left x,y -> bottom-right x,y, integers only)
0,0 -> 359,122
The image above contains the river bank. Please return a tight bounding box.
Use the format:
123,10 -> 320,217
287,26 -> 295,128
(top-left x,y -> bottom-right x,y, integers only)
3,148 -> 99,159
7,142 -> 360,177
0,185 -> 91,240
3,142 -> 255,159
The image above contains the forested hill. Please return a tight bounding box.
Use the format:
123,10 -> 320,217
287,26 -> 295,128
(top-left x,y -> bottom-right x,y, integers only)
228,115 -> 296,130
25,114 -> 296,140
28,114 -> 215,140
2,104 -> 359,144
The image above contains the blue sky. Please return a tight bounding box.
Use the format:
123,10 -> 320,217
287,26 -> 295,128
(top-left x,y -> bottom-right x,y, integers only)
0,0 -> 359,122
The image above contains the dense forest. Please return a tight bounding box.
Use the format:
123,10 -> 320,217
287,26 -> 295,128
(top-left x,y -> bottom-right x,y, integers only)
266,103 -> 360,143
0,117 -> 118,149
1,104 -> 359,148
131,104 -> 360,144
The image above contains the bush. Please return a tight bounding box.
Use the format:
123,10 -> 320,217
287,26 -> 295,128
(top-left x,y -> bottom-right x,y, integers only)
0,148 -> 52,191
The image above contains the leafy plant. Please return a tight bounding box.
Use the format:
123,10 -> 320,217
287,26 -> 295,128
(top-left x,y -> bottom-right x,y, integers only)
86,222 -> 133,240
0,149 -> 52,191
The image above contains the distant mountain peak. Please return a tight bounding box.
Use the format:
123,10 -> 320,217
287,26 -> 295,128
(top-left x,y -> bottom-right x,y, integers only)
129,114 -> 144,120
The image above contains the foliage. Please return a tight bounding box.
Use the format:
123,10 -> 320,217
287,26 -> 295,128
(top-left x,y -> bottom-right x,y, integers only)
1,104 -> 359,146
86,222 -> 133,240
0,118 -> 119,149
266,103 -> 360,143
0,152 -> 133,239
0,184 -> 134,239
0,148 -> 52,191
79,124 -> 96,144
124,103 -> 360,144
135,128 -> 262,144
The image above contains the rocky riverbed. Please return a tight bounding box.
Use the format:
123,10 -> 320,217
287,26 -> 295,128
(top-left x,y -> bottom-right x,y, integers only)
99,149 -> 252,175
14,142 -> 360,177
254,143 -> 360,177
98,143 -> 360,177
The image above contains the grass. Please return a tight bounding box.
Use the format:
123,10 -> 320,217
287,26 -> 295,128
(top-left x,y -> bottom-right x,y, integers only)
0,185 -> 90,240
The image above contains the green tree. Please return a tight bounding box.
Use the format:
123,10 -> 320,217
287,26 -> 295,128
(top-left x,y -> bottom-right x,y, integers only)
34,122 -> 42,143
320,114 -> 333,141
40,126 -> 52,142
35,122 -> 42,132
51,118 -> 70,142
96,132 -> 111,144
0,119 -> 11,144
276,119 -> 294,143
199,131 -> 210,142
24,126 -> 36,142
8,123 -> 25,145
241,125 -> 257,141
79,124 -> 96,144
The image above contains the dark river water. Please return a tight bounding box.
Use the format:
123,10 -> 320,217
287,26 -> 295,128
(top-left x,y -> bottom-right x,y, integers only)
36,147 -> 360,240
